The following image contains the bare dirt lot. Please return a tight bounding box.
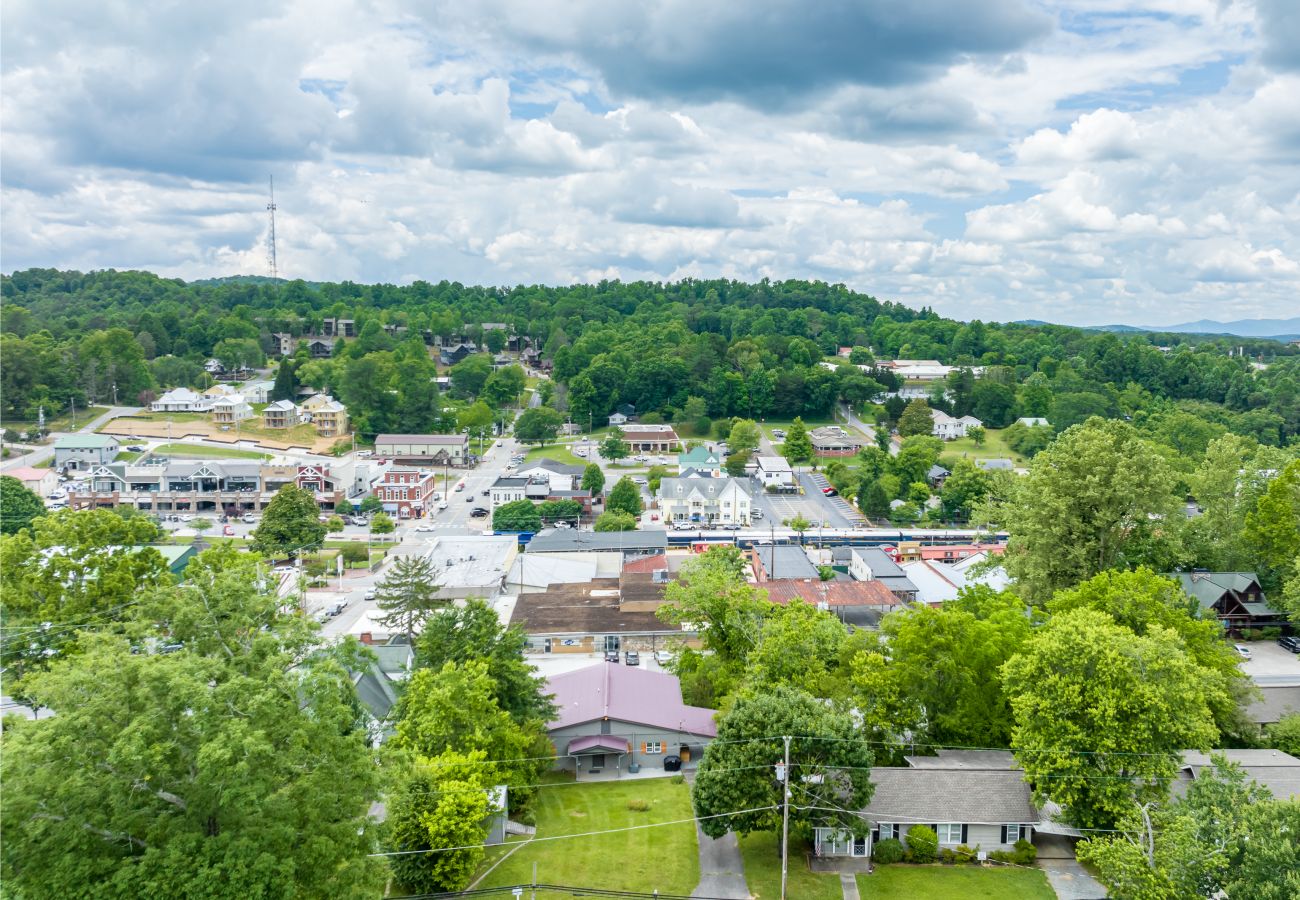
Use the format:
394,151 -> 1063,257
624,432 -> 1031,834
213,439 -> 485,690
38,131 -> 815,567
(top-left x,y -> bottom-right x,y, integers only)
99,415 -> 337,454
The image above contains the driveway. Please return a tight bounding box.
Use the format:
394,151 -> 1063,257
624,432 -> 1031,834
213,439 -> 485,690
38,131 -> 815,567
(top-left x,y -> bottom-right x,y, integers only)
1035,833 -> 1107,899
692,825 -> 749,899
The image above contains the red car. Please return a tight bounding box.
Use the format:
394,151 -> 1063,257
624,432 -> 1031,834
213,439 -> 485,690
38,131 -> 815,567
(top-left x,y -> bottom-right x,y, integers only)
822,487 -> 838,496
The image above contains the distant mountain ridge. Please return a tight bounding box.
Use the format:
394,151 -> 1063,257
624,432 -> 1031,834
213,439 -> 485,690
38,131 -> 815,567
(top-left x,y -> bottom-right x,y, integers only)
1011,316 -> 1300,340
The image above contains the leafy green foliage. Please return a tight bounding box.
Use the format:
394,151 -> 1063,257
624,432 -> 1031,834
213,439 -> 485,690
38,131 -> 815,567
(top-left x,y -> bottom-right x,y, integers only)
598,428 -> 629,462
0,475 -> 46,535
594,510 -> 637,531
897,399 -> 933,437
1002,608 -> 1219,829
781,416 -> 812,462
369,511 -> 395,535
537,498 -> 582,525
384,752 -> 493,892
581,463 -> 605,496
906,825 -> 938,863
606,476 -> 643,517
250,484 -> 326,557
514,406 -> 563,445
493,499 -> 541,532
727,420 -> 762,455
692,686 -> 873,839
1242,458 -> 1300,592
999,418 -> 1184,601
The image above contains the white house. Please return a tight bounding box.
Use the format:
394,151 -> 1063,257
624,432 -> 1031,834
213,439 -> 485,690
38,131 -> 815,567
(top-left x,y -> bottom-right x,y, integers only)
755,456 -> 795,491
658,477 -> 752,525
1015,417 -> 1050,428
931,410 -> 982,440
7,466 -> 59,497
211,396 -> 254,426
515,459 -> 584,492
242,380 -> 276,404
150,387 -> 211,413
607,412 -> 629,426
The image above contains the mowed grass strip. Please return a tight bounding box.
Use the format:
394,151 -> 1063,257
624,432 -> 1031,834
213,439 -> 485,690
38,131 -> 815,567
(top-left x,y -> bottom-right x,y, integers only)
858,864 -> 1055,899
477,776 -> 699,896
738,832 -> 844,900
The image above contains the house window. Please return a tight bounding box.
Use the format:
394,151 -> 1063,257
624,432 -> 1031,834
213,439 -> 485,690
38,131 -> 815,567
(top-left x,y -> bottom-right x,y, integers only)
936,824 -> 963,844
645,742 -> 662,754
877,823 -> 897,841
1000,824 -> 1027,844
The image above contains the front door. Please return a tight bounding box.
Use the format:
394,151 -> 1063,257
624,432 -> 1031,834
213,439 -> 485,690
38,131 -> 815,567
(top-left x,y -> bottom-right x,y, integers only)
589,754 -> 605,769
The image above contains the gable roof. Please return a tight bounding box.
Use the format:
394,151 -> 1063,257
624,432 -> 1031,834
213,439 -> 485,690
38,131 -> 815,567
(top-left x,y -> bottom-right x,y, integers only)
863,768 -> 1038,825
679,446 -> 722,465
905,750 -> 1018,770
1171,571 -> 1264,610
547,661 -> 716,737
518,458 -> 585,476
1178,749 -> 1300,802
55,434 -> 117,449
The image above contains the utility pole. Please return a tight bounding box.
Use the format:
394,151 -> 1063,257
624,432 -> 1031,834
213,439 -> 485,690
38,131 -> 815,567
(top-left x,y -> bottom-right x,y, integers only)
780,734 -> 792,900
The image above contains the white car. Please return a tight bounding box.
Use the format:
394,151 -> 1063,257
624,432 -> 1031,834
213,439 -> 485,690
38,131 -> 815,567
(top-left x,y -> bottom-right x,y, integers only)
437,501 -> 448,510
415,521 -> 437,531
1235,644 -> 1252,658
178,514 -> 194,522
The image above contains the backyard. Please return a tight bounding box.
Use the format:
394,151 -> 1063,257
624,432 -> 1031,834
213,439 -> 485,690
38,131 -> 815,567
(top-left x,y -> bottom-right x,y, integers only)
858,865 -> 1055,899
938,427 -> 1027,466
476,775 -> 700,896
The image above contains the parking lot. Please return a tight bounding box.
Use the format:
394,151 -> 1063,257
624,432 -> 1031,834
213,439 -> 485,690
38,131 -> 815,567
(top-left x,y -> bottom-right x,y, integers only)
1238,639 -> 1300,683
749,473 -> 860,529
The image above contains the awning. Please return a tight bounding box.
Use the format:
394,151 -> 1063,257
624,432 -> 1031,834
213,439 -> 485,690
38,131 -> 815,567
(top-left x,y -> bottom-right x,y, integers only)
382,503 -> 398,512
566,734 -> 631,756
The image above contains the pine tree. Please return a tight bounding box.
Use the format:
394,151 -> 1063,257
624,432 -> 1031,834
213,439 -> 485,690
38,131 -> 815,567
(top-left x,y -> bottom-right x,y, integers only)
782,416 -> 813,463
897,399 -> 934,438
270,359 -> 299,402
375,555 -> 443,640
857,479 -> 891,519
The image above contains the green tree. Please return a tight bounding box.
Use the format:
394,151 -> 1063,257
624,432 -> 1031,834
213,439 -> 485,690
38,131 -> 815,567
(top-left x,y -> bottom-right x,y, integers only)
890,436 -> 942,493
1269,713 -> 1300,756
250,484 -> 326,557
493,500 -> 541,532
857,479 -> 890,519
327,514 -> 345,533
412,598 -> 555,725
598,428 -> 629,463
897,399 -> 934,438
514,406 -> 563,446
386,750 -> 496,893
484,328 -> 508,354
0,475 -> 45,535
397,369 -> 442,435
1225,800 -> 1300,900
1047,567 -> 1249,740
724,450 -> 749,476
728,419 -> 762,456
392,660 -> 550,808
1000,418 -> 1184,601
939,458 -> 990,521
692,686 -> 874,838
682,395 -> 710,435
456,401 -> 494,447
593,510 -> 637,531
606,476 -> 643,517
657,547 -> 766,670
967,424 -> 986,446
537,498 -> 582,525
744,599 -> 845,696
781,416 -> 813,462
375,555 -> 444,641
1002,608 -> 1219,829
580,463 -> 605,496
449,353 -> 492,398
369,511 -> 395,538
0,611 -> 381,897
854,588 -> 1034,753
481,365 -> 526,408
270,358 -> 299,402
1242,459 -> 1300,592
786,514 -> 811,541
359,495 -> 383,514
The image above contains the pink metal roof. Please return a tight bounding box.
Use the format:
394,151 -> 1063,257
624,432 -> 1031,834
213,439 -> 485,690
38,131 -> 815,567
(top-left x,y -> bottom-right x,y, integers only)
547,662 -> 717,737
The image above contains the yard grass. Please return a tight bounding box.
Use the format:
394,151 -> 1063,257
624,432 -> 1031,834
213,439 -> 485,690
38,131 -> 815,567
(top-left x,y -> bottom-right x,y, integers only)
759,417 -> 834,441
858,865 -> 1054,899
938,427 -> 1026,466
522,445 -> 588,466
114,450 -> 145,462
1,405 -> 111,435
151,443 -> 271,460
738,832 -> 844,900
476,775 -> 700,896
124,411 -> 209,424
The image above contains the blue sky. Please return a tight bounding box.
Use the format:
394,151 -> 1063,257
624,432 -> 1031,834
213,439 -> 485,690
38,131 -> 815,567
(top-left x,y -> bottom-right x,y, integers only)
2,0 -> 1298,326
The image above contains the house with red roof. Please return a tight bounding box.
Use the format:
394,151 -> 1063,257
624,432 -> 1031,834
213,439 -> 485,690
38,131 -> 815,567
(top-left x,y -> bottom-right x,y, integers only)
545,662 -> 717,778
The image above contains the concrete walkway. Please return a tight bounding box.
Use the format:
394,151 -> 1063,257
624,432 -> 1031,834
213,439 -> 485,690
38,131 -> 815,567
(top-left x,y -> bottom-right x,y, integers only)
1038,858 -> 1108,900
691,824 -> 749,900
840,872 -> 860,899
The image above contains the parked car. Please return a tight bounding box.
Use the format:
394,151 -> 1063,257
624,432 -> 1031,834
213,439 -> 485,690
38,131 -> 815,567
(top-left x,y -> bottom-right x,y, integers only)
654,650 -> 672,666
455,481 -> 465,492
604,650 -> 620,663
482,489 -> 491,496
822,487 -> 838,496
751,509 -> 763,519
1278,636 -> 1300,653
470,507 -> 489,517
624,650 -> 640,666
415,521 -> 436,532
222,524 -> 235,536
1234,644 -> 1252,658
126,444 -> 145,452
437,501 -> 448,510
363,590 -> 376,601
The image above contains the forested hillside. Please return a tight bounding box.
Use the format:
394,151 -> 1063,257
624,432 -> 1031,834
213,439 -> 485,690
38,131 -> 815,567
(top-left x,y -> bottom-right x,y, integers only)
3,268 -> 1298,449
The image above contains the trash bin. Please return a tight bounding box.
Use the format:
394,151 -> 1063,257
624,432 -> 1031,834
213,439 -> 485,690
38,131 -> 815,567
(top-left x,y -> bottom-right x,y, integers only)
628,763 -> 641,774
663,755 -> 682,772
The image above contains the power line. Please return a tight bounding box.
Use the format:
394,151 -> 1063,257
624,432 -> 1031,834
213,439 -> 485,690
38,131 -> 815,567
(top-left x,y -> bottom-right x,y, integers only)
368,806 -> 778,859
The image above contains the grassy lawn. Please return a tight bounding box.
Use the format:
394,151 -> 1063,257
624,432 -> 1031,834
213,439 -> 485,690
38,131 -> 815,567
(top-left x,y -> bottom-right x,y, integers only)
759,417 -> 834,441
738,832 -> 845,900
1,406 -> 111,435
477,776 -> 699,896
126,411 -> 209,424
858,865 -> 1054,899
151,443 -> 271,460
114,450 -> 145,462
522,445 -> 588,466
938,427 -> 1026,466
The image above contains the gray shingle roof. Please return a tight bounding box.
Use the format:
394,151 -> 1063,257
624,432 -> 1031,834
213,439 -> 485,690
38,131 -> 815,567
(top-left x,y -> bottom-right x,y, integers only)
863,768 -> 1038,824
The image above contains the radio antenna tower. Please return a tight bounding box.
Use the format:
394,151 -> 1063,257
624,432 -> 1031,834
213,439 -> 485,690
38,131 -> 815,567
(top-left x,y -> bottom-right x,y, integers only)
266,176 -> 279,282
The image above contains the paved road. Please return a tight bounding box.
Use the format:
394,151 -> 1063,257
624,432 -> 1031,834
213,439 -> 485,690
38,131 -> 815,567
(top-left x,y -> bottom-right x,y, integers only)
1,405 -> 142,472
840,403 -> 897,456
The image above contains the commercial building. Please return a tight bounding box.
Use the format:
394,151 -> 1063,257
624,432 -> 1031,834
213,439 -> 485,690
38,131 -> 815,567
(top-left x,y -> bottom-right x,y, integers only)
619,424 -> 680,453
809,426 -> 862,457
375,433 -> 470,466
373,467 -> 438,518
755,456 -> 796,491
53,434 -> 120,471
657,477 -> 752,525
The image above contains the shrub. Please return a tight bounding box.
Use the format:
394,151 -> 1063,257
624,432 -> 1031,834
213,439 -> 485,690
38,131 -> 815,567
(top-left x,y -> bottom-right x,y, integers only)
955,844 -> 977,864
1261,626 -> 1283,640
670,774 -> 685,785
626,799 -> 650,812
1012,839 -> 1037,865
988,850 -> 1013,864
1241,628 -> 1263,641
906,825 -> 938,864
938,848 -> 956,864
340,544 -> 369,564
872,838 -> 905,865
